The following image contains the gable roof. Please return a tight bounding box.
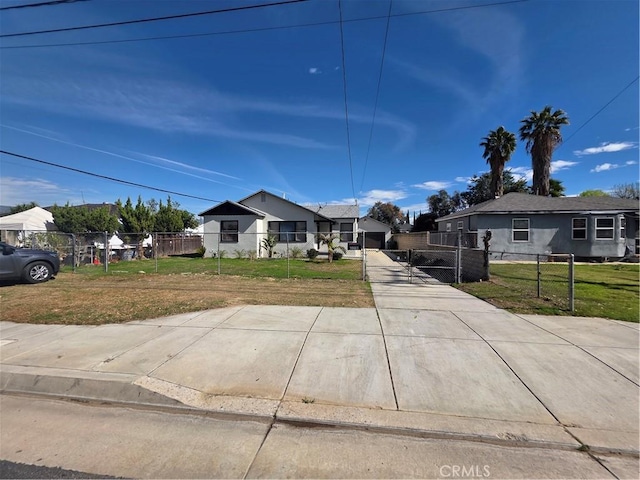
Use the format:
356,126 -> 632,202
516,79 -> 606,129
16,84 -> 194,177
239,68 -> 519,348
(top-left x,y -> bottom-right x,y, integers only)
314,204 -> 360,219
0,206 -> 57,231
238,190 -> 334,222
437,192 -> 640,222
359,216 -> 393,230
199,200 -> 266,217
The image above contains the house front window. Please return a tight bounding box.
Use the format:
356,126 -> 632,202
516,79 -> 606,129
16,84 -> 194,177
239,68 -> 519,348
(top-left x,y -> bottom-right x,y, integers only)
572,217 -> 587,240
446,223 -> 451,232
512,218 -> 529,242
457,221 -> 463,231
620,216 -> 626,241
595,217 -> 614,240
340,223 -> 353,242
221,220 -> 238,243
268,221 -> 306,242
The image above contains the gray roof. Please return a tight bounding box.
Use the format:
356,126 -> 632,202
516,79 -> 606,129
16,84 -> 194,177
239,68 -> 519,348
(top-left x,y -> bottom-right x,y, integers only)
437,193 -> 639,222
314,204 -> 360,219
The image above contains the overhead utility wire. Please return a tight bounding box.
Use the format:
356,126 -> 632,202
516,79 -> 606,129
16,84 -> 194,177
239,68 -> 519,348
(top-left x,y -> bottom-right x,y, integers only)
0,0 -> 88,10
337,0 -> 356,202
360,0 -> 393,192
561,75 -> 640,147
0,150 -> 221,203
0,0 -> 307,38
1,0 -> 528,49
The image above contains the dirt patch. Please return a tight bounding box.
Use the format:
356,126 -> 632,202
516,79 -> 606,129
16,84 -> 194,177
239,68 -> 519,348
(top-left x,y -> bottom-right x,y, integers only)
0,273 -> 374,325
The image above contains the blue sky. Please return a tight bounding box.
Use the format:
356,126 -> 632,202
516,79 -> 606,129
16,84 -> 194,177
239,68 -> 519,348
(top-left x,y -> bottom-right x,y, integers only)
1,0 -> 638,218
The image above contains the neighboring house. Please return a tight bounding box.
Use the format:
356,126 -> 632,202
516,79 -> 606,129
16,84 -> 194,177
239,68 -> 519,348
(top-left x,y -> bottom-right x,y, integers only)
0,207 -> 58,245
358,216 -> 393,249
199,190 -> 360,257
435,192 -> 639,259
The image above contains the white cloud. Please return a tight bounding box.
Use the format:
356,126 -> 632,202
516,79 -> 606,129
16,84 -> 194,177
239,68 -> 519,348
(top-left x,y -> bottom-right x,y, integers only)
591,163 -> 618,173
508,166 -> 533,182
455,176 -> 472,184
551,160 -> 578,172
357,189 -> 407,207
0,176 -> 70,206
308,67 -> 321,74
626,160 -> 638,165
412,181 -> 452,191
573,142 -> 637,156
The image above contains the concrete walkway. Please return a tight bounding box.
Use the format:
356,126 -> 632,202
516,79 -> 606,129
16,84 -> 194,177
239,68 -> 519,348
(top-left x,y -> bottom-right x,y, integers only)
1,250 -> 638,478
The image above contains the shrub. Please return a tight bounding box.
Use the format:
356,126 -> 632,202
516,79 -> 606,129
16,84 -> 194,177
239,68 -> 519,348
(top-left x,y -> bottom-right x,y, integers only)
218,250 -> 227,259
196,246 -> 206,258
248,250 -> 257,261
332,251 -> 343,261
234,249 -> 247,259
290,246 -> 303,259
307,248 -> 319,260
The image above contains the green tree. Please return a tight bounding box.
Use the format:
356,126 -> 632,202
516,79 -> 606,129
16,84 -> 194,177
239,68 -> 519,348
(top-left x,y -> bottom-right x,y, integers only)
460,171 -> 528,206
611,182 -> 639,199
9,202 -> 39,215
427,190 -> 465,217
519,106 -> 569,196
117,196 -> 154,259
579,189 -> 610,197
261,234 -> 278,258
50,204 -> 118,234
367,202 -> 405,232
318,233 -> 346,263
411,212 -> 437,232
480,126 -> 517,198
153,197 -> 184,233
547,178 -> 566,197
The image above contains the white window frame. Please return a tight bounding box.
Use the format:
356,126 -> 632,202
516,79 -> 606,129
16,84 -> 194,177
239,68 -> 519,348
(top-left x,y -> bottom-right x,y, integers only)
446,223 -> 451,232
512,218 -> 530,242
620,215 -> 626,241
457,221 -> 463,231
572,217 -> 587,240
595,217 -> 614,240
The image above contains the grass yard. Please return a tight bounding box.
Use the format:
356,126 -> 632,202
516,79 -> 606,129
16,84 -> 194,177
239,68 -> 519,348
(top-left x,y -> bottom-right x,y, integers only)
456,262 -> 639,322
0,257 -> 373,325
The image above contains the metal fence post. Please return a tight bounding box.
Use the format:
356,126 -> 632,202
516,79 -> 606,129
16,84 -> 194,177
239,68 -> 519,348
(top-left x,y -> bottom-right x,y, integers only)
287,235 -> 290,279
362,231 -> 366,281
536,254 -> 541,297
154,233 -> 158,273
70,234 -> 76,273
569,254 -> 575,312
409,249 -> 413,284
104,231 -> 109,273
217,233 -> 221,275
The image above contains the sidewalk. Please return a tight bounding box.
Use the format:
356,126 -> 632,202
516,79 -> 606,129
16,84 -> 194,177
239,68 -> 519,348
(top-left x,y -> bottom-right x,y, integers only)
1,250 -> 638,477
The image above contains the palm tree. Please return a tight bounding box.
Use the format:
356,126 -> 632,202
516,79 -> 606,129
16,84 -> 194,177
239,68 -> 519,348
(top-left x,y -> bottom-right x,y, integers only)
318,233 -> 346,263
480,126 -> 517,198
519,106 -> 569,196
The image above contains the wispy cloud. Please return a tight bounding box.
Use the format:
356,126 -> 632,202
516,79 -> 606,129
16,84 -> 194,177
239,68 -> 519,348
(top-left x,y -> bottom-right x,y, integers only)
412,181 -> 452,191
308,67 -> 322,75
455,176 -> 472,184
0,176 -> 71,206
357,189 -> 408,207
590,160 -> 637,173
573,142 -> 637,156
508,166 -> 533,182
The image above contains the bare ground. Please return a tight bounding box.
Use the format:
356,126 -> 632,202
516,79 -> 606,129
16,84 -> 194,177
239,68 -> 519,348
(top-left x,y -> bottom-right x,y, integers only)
0,272 -> 374,325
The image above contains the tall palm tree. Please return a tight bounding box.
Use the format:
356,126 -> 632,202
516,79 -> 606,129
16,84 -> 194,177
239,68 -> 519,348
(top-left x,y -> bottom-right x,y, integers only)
519,106 -> 569,196
480,126 -> 517,198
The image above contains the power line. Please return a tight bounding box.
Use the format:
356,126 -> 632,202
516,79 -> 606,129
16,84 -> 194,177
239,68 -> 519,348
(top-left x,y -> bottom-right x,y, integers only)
0,150 -> 221,203
0,0 -> 307,38
562,75 -> 640,147
360,0 -> 393,192
0,0 -> 88,10
1,0 -> 528,49
337,0 -> 356,202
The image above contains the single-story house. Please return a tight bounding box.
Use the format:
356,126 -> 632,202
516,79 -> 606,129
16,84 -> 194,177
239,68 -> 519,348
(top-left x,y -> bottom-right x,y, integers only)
358,216 -> 393,249
435,192 -> 639,259
199,190 -> 360,258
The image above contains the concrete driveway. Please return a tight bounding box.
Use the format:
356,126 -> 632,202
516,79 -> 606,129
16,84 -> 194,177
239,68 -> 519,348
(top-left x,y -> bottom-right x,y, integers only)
1,250 -> 638,477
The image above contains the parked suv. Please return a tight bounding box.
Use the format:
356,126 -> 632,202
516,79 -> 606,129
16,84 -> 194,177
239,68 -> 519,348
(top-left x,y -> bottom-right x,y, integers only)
0,241 -> 60,284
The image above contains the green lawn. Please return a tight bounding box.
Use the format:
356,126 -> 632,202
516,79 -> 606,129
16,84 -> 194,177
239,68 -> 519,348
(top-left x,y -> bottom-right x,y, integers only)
65,255 -> 364,280
456,263 -> 639,322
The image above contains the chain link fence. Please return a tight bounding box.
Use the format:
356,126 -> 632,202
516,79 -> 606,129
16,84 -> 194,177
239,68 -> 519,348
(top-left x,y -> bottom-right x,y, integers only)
488,252 -> 575,311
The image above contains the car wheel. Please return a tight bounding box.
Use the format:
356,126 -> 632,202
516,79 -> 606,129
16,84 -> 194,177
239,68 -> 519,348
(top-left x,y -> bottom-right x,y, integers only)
23,261 -> 53,284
